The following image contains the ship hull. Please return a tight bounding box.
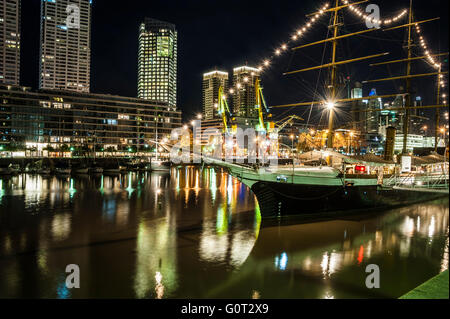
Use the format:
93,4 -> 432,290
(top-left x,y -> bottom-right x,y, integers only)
250,181 -> 446,218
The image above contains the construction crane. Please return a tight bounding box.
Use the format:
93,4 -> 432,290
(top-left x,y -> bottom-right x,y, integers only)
255,78 -> 272,132
217,79 -> 273,134
274,115 -> 304,133
218,85 -> 232,134
269,115 -> 304,156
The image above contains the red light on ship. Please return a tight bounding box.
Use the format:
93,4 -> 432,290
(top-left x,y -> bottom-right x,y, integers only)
355,165 -> 366,173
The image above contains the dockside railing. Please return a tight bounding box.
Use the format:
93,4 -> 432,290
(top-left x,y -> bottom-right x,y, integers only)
383,166 -> 449,192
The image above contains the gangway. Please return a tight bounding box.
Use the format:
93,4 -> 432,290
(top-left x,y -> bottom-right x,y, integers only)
383,166 -> 449,194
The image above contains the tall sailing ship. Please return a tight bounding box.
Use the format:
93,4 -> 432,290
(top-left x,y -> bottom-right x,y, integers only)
210,0 -> 449,218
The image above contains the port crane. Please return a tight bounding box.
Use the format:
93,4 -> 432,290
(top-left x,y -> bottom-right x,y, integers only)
217,79 -> 274,135
217,85 -> 232,134
255,78 -> 272,133
274,115 -> 304,133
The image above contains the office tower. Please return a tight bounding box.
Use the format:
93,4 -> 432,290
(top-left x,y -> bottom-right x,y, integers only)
232,66 -> 260,118
366,88 -> 382,133
351,83 -> 362,100
350,82 -> 364,131
138,18 -> 177,107
350,82 -> 368,132
411,96 -> 426,135
202,70 -> 228,120
0,0 -> 20,85
39,0 -> 92,92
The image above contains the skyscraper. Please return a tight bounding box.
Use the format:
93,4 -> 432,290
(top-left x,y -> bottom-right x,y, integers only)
138,18 -> 177,107
0,0 -> 20,85
202,70 -> 228,120
350,82 -> 363,131
232,66 -> 260,118
366,88 -> 382,134
39,0 -> 92,92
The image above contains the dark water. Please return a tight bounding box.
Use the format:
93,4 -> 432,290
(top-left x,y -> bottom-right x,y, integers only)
0,167 -> 448,299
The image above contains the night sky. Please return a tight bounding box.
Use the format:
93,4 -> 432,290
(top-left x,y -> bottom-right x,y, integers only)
20,0 -> 448,127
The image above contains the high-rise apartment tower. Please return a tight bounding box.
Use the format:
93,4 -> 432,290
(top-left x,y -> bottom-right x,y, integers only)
0,0 -> 20,85
39,0 -> 92,92
202,70 -> 228,120
138,18 -> 177,107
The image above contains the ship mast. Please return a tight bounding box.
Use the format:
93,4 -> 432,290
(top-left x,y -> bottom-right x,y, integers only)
273,0 -> 447,157
402,0 -> 413,155
327,0 -> 340,149
278,0 -> 395,146
435,67 -> 441,152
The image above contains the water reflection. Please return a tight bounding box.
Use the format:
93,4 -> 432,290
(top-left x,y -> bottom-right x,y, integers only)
134,217 -> 177,298
0,168 -> 258,298
0,170 -> 448,298
231,199 -> 449,299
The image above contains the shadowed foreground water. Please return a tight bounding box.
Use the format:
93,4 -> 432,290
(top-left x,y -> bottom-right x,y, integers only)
0,167 -> 448,298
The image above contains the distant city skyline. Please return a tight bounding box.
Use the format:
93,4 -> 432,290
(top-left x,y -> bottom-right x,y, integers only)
11,0 -> 450,126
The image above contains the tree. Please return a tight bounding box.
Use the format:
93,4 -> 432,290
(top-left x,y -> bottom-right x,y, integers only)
60,144 -> 70,152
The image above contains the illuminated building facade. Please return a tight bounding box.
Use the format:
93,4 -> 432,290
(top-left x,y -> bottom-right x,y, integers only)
202,70 -> 228,120
138,18 -> 177,108
39,0 -> 92,92
394,134 -> 442,153
232,66 -> 260,118
350,82 -> 365,132
0,85 -> 181,152
366,88 -> 382,134
0,0 -> 20,85
411,96 -> 427,135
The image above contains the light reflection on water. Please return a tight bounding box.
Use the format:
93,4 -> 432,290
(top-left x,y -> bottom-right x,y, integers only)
0,168 -> 448,298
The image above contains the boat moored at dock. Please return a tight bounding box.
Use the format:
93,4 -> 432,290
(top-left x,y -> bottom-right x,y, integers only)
207,151 -> 449,218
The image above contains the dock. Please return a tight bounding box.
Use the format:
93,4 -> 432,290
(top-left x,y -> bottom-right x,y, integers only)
400,270 -> 449,299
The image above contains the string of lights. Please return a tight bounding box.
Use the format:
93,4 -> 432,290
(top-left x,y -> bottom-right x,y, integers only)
227,1 -> 410,99
224,2 -> 330,97
223,0 -> 446,110
341,0 -> 442,72
414,24 -> 443,71
258,3 -> 330,72
413,17 -> 447,107
342,0 -> 447,101
341,0 -> 408,26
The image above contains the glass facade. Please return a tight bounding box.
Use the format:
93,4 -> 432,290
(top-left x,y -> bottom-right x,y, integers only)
138,18 -> 177,108
0,85 -> 181,150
